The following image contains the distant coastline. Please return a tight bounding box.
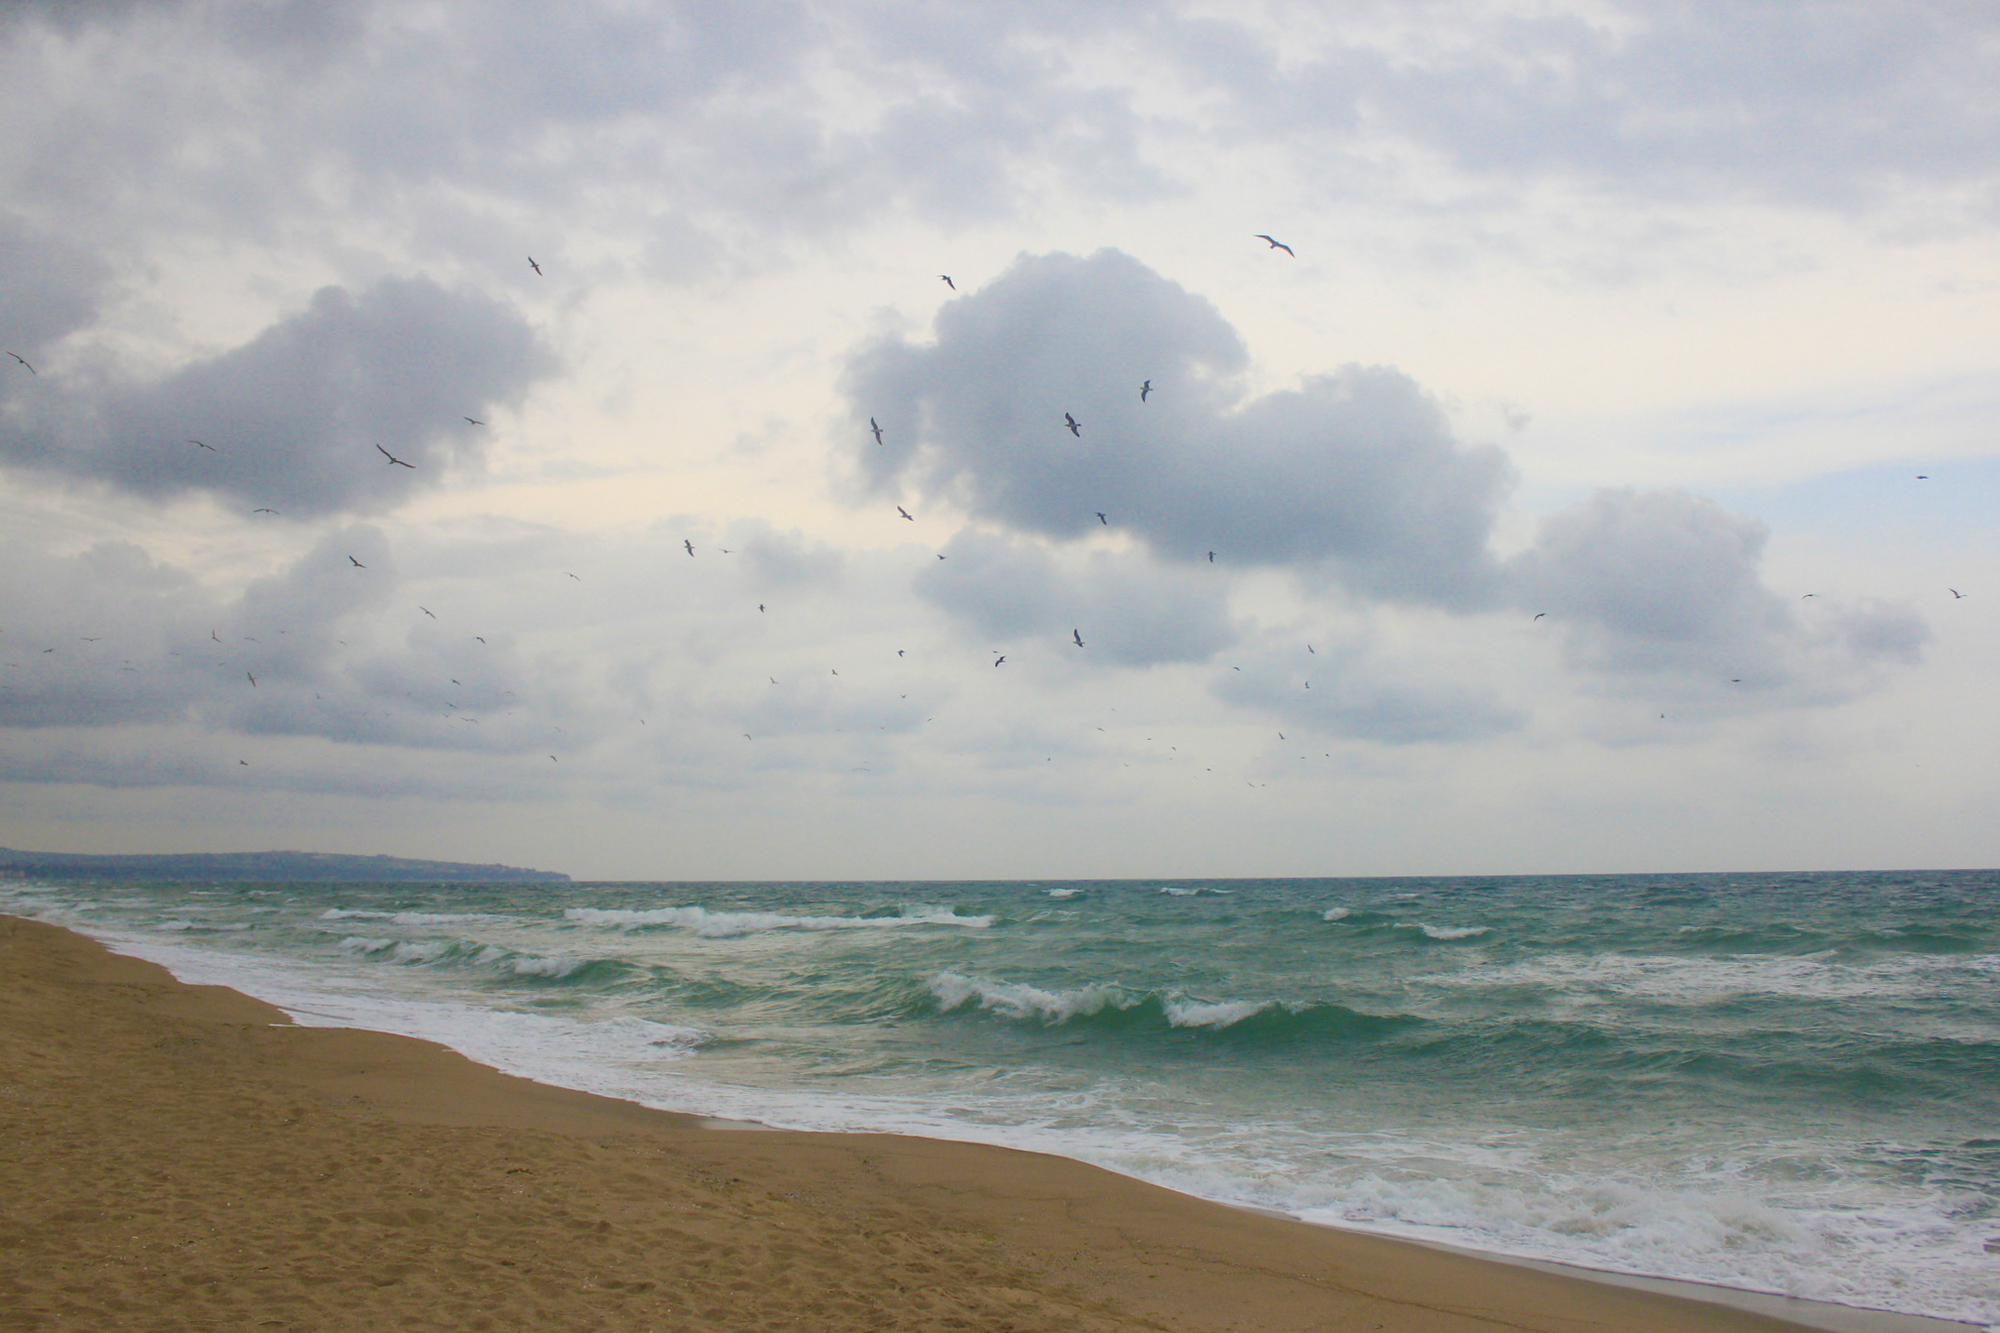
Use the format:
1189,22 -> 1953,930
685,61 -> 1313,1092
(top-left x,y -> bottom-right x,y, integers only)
0,847 -> 570,883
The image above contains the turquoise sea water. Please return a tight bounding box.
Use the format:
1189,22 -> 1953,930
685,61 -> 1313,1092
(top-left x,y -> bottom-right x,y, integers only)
7,871 -> 1997,1325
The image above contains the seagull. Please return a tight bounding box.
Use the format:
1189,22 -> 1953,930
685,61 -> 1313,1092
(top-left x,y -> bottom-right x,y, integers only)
1950,588 -> 1965,598
897,649 -> 905,657
1096,511 -> 1107,525
1207,551 -> 1215,563
474,636 -> 486,644
348,556 -> 366,568
896,505 -> 913,520
375,443 -> 414,468
239,759 -> 249,766
5,351 -> 32,374
252,508 -> 279,514
211,630 -> 221,642
528,257 -> 542,275
759,604 -> 765,612
1255,235 -> 1295,256
684,538 -> 695,557
1307,644 -> 1314,654
940,275 -> 955,290
566,572 -> 581,581
190,439 -> 215,451
420,607 -> 437,619
246,671 -> 256,687
994,655 -> 1006,667
1072,628 -> 1084,647
1063,413 -> 1082,437
1140,379 -> 1152,401
870,417 -> 884,445
464,417 -> 485,425
1800,593 -> 1817,599
1533,612 -> 1546,620
1916,474 -> 1929,480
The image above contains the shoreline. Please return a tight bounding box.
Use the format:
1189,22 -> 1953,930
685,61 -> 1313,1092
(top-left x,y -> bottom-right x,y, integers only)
4,914 -> 1981,1333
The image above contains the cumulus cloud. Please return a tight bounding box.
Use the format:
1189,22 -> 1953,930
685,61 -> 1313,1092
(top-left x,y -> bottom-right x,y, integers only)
916,528 -> 1236,667
0,278 -> 550,515
846,249 -> 1514,608
1509,488 -> 1929,702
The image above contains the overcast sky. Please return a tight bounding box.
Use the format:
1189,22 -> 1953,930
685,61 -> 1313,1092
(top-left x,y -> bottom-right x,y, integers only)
2,0 -> 1996,879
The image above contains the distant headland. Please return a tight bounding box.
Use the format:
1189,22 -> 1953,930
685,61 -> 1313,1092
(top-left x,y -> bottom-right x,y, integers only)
0,848 -> 570,883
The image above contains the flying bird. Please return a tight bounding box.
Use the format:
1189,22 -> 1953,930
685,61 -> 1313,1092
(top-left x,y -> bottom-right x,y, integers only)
1533,612 -> 1546,620
246,672 -> 256,687
252,508 -> 278,514
759,604 -> 765,612
1207,551 -> 1215,563
940,275 -> 955,290
375,443 -> 414,468
897,649 -> 905,657
1916,474 -> 1929,480
474,636 -> 486,644
1063,413 -> 1082,437
420,607 -> 437,619
190,440 -> 214,451
528,257 -> 543,275
211,630 -> 221,642
1096,511 -> 1107,525
1072,629 -> 1084,647
684,538 -> 695,557
464,417 -> 485,425
1950,588 -> 1966,598
870,417 -> 884,445
1255,235 -> 1295,256
1800,593 -> 1817,599
5,351 -> 32,374
993,655 -> 1006,667
348,556 -> 366,568
1140,379 -> 1151,401
896,505 -> 913,520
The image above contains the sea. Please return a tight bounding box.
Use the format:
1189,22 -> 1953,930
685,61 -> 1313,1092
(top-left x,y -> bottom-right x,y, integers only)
6,871 -> 1997,1327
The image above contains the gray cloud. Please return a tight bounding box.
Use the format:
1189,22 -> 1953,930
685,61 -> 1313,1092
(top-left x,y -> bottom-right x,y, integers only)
1161,2 -> 2000,219
1509,487 -> 1929,702
915,528 -> 1236,667
1,278 -> 550,515
846,249 -> 1514,608
1211,633 -> 1524,746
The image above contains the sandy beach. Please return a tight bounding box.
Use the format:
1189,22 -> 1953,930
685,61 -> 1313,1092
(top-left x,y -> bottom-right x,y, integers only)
0,914 -> 1962,1333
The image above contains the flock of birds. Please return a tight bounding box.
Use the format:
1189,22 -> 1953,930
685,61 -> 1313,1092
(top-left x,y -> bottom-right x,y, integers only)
1,235 -> 1977,783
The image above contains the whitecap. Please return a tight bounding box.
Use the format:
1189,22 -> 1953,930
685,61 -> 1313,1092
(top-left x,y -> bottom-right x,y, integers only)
1322,907 -> 1352,921
928,971 -> 1130,1024
1163,999 -> 1271,1029
1409,923 -> 1490,940
1047,888 -> 1083,900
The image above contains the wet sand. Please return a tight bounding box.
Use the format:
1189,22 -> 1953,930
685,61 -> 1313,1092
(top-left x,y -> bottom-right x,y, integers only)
1,915 -> 1963,1333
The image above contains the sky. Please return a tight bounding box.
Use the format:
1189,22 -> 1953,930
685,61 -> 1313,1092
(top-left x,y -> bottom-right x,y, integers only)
2,0 -> 1996,880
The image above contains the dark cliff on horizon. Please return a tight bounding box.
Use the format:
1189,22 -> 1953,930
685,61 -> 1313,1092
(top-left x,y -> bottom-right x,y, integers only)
0,848 -> 570,883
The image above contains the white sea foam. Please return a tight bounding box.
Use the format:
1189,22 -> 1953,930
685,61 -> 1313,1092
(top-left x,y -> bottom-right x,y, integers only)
1047,888 -> 1083,899
1163,999 -> 1270,1029
1158,886 -> 1231,896
509,954 -> 585,979
929,971 -> 1129,1023
1411,923 -> 1490,940
338,936 -> 449,964
1321,907 -> 1351,921
564,905 -> 993,937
